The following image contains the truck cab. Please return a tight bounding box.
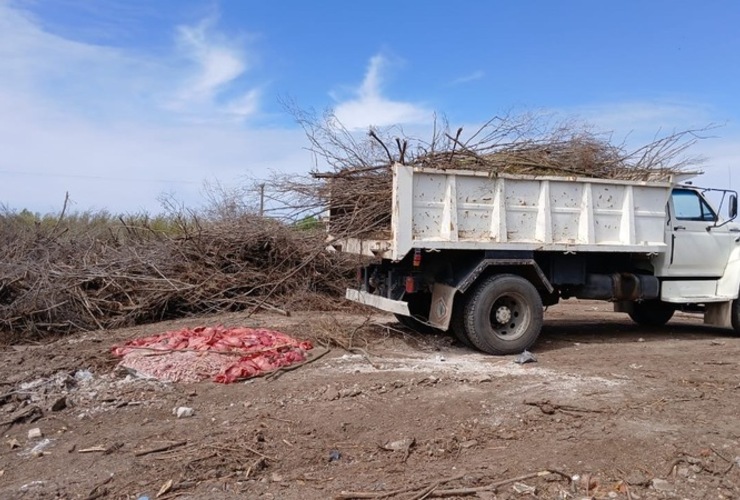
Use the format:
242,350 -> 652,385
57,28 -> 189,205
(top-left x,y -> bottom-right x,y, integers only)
656,187 -> 739,278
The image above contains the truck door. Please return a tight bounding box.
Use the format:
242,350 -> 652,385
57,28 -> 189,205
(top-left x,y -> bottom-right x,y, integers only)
659,188 -> 735,277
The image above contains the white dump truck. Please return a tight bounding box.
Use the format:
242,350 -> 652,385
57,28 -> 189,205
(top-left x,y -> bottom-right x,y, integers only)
337,164 -> 740,354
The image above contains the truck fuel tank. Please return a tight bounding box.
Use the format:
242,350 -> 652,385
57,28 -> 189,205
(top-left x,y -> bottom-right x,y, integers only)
574,273 -> 659,301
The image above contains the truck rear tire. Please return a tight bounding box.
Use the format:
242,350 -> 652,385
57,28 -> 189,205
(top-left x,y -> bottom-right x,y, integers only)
463,274 -> 544,355
450,296 -> 475,349
628,300 -> 674,326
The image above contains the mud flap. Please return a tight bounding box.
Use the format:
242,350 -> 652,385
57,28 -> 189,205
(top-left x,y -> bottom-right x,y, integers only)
705,301 -> 732,328
428,284 -> 457,330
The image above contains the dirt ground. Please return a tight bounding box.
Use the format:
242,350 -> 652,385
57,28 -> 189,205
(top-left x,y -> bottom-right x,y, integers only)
0,300 -> 738,500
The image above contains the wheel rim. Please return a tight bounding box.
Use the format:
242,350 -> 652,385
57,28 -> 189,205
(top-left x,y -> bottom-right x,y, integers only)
487,292 -> 531,341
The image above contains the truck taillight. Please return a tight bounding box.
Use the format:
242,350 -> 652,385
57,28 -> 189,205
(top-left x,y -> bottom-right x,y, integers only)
356,268 -> 363,285
413,249 -> 421,267
405,276 -> 416,293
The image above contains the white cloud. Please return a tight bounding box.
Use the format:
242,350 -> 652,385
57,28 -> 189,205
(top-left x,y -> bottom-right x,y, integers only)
0,2 -> 307,214
449,70 -> 485,86
0,89 -> 311,213
178,23 -> 246,99
0,2 -> 261,122
0,3 -> 124,93
223,88 -> 262,120
170,17 -> 260,119
333,54 -> 431,130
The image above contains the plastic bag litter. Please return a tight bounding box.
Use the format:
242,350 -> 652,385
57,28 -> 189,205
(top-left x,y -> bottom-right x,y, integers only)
514,350 -> 537,364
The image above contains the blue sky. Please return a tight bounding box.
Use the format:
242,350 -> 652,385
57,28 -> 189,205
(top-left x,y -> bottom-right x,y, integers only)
1,0 -> 739,214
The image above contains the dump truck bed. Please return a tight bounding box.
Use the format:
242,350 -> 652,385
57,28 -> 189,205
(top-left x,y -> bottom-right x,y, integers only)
339,165 -> 675,261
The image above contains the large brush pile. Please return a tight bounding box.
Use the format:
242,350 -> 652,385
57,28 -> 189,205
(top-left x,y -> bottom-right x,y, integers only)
276,111 -> 705,238
0,211 -> 359,341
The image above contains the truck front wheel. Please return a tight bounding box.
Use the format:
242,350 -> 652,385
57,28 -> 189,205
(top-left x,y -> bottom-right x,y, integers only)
731,297 -> 740,334
463,274 -> 544,355
628,300 -> 674,327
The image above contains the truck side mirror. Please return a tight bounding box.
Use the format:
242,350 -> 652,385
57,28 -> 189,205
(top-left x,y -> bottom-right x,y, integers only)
731,194 -> 738,219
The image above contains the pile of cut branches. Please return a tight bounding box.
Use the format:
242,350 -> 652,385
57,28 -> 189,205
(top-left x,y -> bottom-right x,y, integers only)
0,209 -> 360,341
270,109 -> 707,238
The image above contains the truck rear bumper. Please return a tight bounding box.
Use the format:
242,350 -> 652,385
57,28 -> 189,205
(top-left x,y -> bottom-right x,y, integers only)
345,289 -> 411,316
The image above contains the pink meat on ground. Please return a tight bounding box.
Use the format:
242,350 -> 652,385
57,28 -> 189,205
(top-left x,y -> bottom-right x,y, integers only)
112,326 -> 313,383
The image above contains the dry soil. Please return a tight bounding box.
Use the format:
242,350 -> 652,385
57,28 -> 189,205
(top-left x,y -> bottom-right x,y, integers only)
0,300 -> 738,499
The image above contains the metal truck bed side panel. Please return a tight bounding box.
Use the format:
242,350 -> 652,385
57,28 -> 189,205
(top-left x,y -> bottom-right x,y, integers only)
385,166 -> 673,260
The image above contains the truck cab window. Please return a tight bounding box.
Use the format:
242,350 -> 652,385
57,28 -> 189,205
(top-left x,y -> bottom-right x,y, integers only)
671,189 -> 716,221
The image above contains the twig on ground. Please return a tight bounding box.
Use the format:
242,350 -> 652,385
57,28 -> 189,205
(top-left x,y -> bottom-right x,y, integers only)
135,440 -> 188,457
710,447 -> 733,464
0,405 -> 42,428
335,473 -> 465,499
205,444 -> 277,461
426,470 -> 561,498
78,446 -> 108,453
524,399 -> 608,415
265,347 -> 331,381
336,470 -> 568,499
82,475 -> 112,500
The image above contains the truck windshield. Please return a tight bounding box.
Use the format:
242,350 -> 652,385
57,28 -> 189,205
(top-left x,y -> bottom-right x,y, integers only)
671,189 -> 717,222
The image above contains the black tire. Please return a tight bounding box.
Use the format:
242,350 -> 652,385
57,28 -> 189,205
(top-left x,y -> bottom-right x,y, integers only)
449,295 -> 475,349
731,297 -> 740,334
628,300 -> 675,326
463,274 -> 544,355
394,313 -> 441,334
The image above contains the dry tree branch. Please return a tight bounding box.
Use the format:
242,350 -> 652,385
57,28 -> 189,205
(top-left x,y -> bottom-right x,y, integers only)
369,130 -> 394,165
